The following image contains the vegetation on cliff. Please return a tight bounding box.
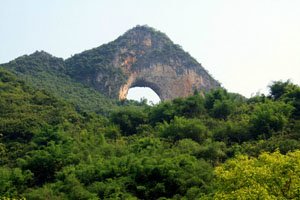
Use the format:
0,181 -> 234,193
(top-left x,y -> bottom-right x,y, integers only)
0,66 -> 300,199
65,25 -> 219,98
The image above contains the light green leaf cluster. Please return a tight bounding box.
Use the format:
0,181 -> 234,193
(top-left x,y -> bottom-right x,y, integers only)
213,150 -> 300,199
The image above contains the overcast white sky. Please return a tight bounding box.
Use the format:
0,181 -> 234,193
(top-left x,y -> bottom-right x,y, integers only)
1,0 -> 299,102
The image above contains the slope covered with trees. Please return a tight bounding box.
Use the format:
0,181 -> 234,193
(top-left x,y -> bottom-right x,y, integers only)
0,51 -> 117,114
0,67 -> 300,199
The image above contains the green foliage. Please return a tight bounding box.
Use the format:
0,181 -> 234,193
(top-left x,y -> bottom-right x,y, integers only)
249,100 -> 293,139
1,67 -> 300,199
158,117 -> 209,143
0,167 -> 32,197
1,52 -> 117,115
24,184 -> 66,200
197,139 -> 227,164
20,142 -> 76,185
213,119 -> 251,144
204,88 -> 243,119
110,106 -> 148,136
149,101 -> 178,124
269,80 -> 295,100
211,100 -> 234,119
149,94 -> 206,124
209,150 -> 300,199
270,80 -> 300,118
0,68 -> 80,142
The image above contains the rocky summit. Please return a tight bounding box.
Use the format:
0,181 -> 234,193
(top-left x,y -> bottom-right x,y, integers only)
65,25 -> 220,100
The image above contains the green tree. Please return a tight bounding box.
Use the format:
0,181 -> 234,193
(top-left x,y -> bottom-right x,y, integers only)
0,167 -> 32,197
269,80 -> 295,100
110,106 -> 148,136
158,117 -> 209,143
250,100 -> 293,139
211,100 -> 234,120
210,150 -> 300,199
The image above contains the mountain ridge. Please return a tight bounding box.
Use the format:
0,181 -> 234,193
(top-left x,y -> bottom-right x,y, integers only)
1,25 -> 220,103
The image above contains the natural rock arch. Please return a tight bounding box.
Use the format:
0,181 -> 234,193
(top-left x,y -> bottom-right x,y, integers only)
119,75 -> 162,101
118,64 -> 217,101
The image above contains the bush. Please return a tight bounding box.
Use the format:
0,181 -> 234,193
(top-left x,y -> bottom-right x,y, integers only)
158,117 -> 209,143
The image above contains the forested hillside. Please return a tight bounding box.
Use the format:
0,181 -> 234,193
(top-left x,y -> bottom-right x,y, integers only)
0,51 -> 117,114
1,67 -> 300,199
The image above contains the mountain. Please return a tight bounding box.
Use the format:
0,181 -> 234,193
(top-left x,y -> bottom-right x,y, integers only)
1,25 -> 219,111
65,25 -> 220,100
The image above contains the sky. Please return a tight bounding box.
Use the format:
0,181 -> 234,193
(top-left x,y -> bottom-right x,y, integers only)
1,0 -> 300,103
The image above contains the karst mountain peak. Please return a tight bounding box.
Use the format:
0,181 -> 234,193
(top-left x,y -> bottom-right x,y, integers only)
2,25 -> 220,101
66,25 -> 220,100
115,25 -> 173,48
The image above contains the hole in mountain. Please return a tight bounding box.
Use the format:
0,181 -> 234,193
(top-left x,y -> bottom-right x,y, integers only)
127,87 -> 161,105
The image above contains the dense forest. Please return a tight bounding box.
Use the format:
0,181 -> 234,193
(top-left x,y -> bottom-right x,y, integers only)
0,51 -> 117,115
1,66 -> 300,199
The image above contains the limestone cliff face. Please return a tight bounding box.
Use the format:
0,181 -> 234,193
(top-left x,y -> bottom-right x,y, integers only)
65,25 -> 220,100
